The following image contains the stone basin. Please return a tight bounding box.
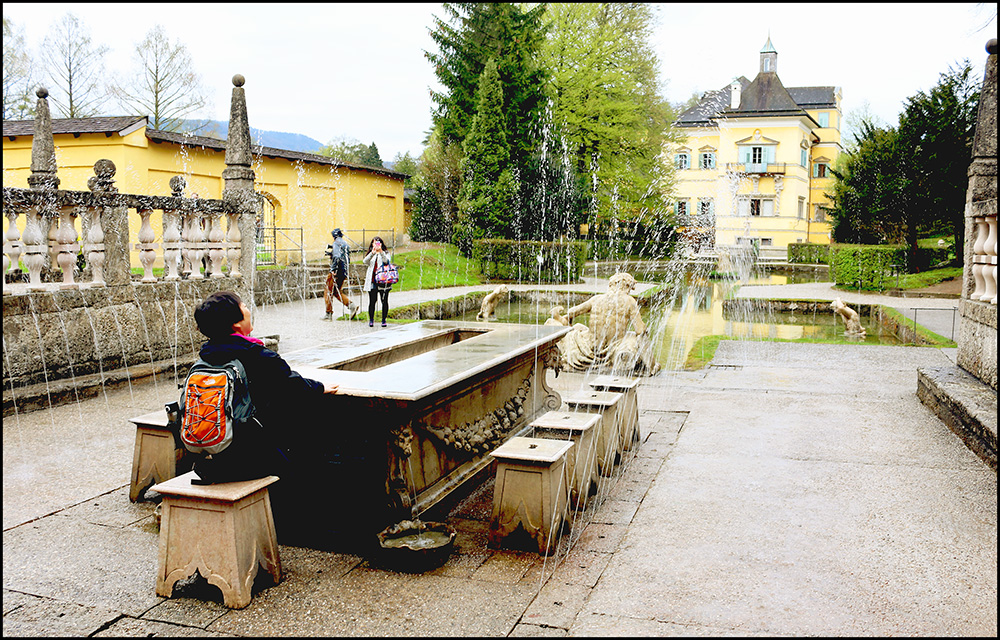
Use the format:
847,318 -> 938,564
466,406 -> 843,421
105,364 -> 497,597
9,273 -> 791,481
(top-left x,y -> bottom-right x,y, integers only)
282,320 -> 571,540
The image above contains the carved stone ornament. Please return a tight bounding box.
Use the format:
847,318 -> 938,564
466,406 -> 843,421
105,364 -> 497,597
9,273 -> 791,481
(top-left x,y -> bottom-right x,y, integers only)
420,374 -> 533,456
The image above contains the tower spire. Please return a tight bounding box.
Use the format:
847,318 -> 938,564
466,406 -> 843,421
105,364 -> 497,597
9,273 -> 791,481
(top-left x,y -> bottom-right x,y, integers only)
760,34 -> 777,73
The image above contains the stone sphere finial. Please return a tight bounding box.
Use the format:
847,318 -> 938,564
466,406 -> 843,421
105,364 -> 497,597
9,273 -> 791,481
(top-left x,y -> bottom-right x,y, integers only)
232,74 -> 245,87
36,87 -> 48,98
169,175 -> 187,196
93,159 -> 116,177
988,39 -> 997,55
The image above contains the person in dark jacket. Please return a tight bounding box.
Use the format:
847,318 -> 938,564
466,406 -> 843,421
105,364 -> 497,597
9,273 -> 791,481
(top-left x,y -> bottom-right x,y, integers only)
190,291 -> 339,531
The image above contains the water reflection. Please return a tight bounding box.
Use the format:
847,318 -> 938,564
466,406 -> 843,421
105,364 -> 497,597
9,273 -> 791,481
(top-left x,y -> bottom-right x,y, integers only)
454,271 -> 901,371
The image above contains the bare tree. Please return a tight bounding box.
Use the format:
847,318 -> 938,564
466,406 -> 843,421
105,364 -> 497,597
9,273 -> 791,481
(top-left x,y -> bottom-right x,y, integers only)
3,17 -> 36,120
110,25 -> 209,132
40,13 -> 109,118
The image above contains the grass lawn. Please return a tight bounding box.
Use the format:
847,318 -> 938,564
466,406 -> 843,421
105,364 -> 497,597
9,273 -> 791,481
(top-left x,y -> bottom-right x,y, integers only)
390,243 -> 484,291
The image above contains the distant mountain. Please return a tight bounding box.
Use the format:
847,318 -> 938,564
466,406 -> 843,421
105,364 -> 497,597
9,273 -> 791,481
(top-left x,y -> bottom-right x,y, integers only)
180,119 -> 325,154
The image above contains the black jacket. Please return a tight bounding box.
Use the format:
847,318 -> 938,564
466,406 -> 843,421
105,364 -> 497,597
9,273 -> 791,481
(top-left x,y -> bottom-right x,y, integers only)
193,334 -> 325,482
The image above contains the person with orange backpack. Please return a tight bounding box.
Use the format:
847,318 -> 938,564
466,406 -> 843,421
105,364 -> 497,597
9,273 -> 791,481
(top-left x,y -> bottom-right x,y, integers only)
182,292 -> 341,533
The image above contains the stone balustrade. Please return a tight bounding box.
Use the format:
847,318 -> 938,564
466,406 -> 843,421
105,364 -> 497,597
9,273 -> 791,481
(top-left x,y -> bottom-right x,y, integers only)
3,170 -> 247,292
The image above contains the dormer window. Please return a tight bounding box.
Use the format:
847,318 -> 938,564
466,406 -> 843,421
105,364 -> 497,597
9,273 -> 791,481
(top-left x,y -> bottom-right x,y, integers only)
763,58 -> 771,72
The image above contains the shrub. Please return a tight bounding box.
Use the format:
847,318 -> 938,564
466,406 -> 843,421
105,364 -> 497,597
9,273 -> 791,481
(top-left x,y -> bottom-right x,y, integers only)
829,244 -> 906,290
787,242 -> 831,264
472,239 -> 589,283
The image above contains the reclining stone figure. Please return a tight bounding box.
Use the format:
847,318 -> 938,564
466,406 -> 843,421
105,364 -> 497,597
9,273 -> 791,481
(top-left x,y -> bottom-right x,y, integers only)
548,273 -> 660,375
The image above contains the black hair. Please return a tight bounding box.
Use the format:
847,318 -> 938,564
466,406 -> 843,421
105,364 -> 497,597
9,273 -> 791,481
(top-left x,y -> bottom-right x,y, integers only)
194,291 -> 244,339
368,236 -> 388,252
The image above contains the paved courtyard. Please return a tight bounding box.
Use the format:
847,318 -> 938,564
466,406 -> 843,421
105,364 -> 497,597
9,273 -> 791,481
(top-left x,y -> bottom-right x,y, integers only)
3,281 -> 995,636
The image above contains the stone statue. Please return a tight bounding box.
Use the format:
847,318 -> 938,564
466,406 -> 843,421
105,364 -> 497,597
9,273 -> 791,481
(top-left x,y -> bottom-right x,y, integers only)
832,297 -> 866,337
476,284 -> 510,321
549,273 -> 660,375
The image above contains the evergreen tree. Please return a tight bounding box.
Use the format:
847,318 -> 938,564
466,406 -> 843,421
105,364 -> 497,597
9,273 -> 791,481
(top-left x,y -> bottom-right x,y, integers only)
829,121 -> 911,246
456,58 -> 518,247
426,2 -> 549,168
356,142 -> 384,168
898,61 -> 979,263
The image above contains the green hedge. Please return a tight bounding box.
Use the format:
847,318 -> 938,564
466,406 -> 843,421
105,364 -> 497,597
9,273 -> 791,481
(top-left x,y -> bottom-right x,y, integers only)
472,239 -> 589,283
829,244 -> 906,291
787,242 -> 832,264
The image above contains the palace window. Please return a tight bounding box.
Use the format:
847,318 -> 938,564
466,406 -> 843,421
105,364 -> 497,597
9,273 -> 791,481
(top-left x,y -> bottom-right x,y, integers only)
817,112 -> 829,127
675,153 -> 690,170
761,238 -> 773,247
676,200 -> 688,217
698,198 -> 714,219
801,149 -> 808,167
798,197 -> 805,219
752,146 -> 763,164
813,162 -> 829,178
750,199 -> 761,216
699,152 -> 716,169
814,205 -> 828,222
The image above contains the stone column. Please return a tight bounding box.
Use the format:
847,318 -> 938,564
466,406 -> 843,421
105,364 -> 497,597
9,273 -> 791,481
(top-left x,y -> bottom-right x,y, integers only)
957,38 -> 998,390
91,159 -> 131,287
221,74 -> 258,305
25,87 -> 60,289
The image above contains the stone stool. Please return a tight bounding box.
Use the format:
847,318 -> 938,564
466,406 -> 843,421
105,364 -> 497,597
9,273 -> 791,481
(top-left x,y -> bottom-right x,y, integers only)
130,409 -> 180,502
562,390 -> 624,476
529,410 -> 601,509
151,471 -> 281,609
488,436 -> 573,555
587,375 -> 641,453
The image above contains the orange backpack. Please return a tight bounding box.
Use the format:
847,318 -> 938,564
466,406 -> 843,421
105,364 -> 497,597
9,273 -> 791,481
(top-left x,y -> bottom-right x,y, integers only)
179,358 -> 255,455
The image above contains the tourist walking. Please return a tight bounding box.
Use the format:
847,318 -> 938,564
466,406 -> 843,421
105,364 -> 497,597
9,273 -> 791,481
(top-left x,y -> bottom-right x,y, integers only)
324,228 -> 359,320
362,236 -> 393,327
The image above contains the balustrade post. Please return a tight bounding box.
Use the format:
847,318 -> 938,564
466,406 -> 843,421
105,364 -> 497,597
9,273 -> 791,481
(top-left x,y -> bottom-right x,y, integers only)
188,214 -> 206,280
22,205 -> 47,290
162,176 -> 185,281
4,204 -> 25,284
135,208 -> 158,283
55,204 -> 81,289
207,212 -> 226,278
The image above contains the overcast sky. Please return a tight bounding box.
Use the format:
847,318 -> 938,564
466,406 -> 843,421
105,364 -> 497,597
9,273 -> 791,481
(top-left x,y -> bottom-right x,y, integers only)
4,3 -> 996,159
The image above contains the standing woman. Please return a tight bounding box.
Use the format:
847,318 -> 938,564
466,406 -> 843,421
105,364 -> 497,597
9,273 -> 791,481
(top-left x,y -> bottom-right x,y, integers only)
362,236 -> 393,327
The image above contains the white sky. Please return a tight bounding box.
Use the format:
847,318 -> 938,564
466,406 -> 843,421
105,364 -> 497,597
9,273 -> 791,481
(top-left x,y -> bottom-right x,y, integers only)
4,3 -> 996,159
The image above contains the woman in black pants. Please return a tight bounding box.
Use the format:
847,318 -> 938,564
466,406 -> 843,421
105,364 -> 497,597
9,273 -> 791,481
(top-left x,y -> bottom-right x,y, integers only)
361,236 -> 393,327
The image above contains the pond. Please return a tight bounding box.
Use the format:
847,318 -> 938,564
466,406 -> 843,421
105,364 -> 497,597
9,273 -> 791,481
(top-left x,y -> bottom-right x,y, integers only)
452,272 -> 903,371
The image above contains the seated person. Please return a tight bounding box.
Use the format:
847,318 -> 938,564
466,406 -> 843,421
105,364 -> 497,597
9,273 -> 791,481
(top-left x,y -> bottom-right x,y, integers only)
189,291 -> 339,534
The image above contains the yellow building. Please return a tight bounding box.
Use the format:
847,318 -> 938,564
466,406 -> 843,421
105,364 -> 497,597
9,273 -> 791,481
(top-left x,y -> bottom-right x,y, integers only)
2,116 -> 409,266
671,37 -> 840,259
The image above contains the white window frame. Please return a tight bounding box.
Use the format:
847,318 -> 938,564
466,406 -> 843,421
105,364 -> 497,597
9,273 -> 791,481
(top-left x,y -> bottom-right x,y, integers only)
699,151 -> 716,170
676,153 -> 690,170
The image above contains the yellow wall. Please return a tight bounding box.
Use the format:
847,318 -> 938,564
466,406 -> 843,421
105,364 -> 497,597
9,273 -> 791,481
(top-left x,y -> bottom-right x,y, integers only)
3,125 -> 406,268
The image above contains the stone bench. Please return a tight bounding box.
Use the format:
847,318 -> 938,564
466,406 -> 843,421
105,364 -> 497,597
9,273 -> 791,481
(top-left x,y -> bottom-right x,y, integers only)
129,409 -> 184,502
529,410 -> 601,509
488,436 -> 573,555
562,390 -> 624,476
151,471 -> 281,609
587,375 -> 640,453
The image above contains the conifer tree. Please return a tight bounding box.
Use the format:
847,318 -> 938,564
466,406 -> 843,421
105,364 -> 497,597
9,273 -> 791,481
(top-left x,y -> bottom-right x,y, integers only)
456,58 -> 519,246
